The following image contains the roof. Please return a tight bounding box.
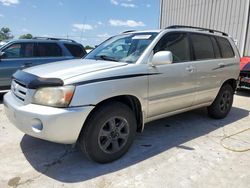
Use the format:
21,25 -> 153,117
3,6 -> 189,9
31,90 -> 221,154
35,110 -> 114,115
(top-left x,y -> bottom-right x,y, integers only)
122,29 -> 162,34
123,25 -> 229,38
5,37 -> 79,44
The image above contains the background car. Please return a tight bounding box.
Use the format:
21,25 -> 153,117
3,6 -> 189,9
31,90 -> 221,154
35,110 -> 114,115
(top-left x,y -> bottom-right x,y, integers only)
239,57 -> 250,90
0,37 -> 86,92
0,40 -> 9,48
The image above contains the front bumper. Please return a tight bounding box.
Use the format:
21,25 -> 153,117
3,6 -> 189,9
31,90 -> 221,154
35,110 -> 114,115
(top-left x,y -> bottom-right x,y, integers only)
3,92 -> 94,144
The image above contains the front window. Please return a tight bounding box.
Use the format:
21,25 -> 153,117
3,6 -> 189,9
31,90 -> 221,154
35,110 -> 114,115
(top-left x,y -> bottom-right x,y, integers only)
2,43 -> 21,58
154,33 -> 191,63
85,32 -> 158,63
2,43 -> 34,59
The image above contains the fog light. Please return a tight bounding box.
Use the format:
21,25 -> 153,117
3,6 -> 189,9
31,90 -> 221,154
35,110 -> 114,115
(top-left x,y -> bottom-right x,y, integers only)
31,119 -> 43,133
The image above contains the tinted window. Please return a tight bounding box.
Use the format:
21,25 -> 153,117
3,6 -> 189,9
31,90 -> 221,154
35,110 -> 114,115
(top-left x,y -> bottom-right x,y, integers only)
216,37 -> 235,58
2,43 -> 21,58
64,44 -> 86,58
191,34 -> 215,60
36,43 -> 62,57
210,37 -> 221,58
155,33 -> 191,63
2,43 -> 34,58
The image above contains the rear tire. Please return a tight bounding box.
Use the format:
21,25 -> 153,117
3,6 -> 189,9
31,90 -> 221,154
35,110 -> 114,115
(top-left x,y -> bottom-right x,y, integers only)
207,84 -> 234,119
78,102 -> 137,163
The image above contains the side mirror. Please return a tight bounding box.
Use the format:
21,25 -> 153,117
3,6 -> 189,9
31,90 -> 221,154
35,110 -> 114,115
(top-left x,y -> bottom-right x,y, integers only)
151,51 -> 173,66
0,51 -> 5,60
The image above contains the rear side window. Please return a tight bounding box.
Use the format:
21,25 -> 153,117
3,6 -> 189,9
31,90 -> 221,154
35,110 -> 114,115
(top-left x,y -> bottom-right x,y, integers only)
36,43 -> 62,57
210,37 -> 221,58
154,33 -> 191,63
216,37 -> 235,58
64,44 -> 86,58
190,34 -> 215,60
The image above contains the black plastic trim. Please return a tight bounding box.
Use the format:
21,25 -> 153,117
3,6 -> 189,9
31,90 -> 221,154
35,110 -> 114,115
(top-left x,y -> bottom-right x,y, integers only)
12,70 -> 64,89
212,63 -> 236,71
74,73 -> 161,86
0,86 -> 10,91
166,25 -> 228,36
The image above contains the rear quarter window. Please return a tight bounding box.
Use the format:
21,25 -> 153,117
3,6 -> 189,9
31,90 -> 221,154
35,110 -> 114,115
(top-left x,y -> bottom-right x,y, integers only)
64,43 -> 86,58
216,37 -> 235,58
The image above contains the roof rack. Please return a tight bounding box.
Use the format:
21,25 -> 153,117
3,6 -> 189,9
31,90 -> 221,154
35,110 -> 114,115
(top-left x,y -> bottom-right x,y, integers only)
166,25 -> 228,36
122,30 -> 137,34
32,37 -> 76,43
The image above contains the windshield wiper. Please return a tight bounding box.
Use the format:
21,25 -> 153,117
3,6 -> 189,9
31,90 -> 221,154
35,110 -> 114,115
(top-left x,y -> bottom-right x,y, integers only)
95,55 -> 119,62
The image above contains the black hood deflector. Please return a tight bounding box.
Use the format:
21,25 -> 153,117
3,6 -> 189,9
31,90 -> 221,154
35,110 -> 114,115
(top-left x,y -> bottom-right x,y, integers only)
12,70 -> 64,89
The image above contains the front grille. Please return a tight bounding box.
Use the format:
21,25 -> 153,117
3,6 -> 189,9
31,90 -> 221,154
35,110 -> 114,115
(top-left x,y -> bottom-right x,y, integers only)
11,80 -> 28,102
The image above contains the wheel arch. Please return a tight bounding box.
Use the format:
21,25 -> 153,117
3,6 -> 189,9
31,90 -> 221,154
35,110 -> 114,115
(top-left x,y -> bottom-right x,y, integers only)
208,78 -> 237,108
222,78 -> 237,92
79,95 -> 144,141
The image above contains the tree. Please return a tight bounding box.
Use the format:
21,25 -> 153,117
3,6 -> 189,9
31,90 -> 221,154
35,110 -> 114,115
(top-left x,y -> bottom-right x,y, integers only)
0,27 -> 14,41
19,34 -> 33,39
85,45 -> 94,50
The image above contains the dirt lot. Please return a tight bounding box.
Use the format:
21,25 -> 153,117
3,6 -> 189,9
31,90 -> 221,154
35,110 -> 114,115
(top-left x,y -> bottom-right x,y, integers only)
0,91 -> 250,188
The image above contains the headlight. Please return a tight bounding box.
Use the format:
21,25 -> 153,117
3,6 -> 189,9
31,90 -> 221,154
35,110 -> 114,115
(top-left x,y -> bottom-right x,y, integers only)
32,86 -> 75,107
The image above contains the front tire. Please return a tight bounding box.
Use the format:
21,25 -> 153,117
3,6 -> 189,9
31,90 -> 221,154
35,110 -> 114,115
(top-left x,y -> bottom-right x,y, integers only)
207,84 -> 234,119
78,102 -> 137,163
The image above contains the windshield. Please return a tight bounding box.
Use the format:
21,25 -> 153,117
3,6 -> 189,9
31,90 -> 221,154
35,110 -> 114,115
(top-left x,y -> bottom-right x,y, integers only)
85,32 -> 158,63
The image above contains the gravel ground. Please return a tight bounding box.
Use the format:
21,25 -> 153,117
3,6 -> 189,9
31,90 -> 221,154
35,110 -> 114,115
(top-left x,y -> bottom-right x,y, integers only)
0,91 -> 250,188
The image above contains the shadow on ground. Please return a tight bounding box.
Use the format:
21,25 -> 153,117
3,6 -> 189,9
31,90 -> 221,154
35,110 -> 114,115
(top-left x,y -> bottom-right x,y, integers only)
0,93 -> 4,104
20,106 -> 249,183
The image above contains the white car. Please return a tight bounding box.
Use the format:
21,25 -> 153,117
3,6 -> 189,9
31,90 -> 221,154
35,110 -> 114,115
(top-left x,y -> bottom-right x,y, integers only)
4,26 -> 240,163
0,40 -> 8,48
86,49 -> 93,53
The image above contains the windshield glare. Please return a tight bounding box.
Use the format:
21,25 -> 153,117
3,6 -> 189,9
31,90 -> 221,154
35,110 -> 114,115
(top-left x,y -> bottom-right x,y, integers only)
85,32 -> 158,63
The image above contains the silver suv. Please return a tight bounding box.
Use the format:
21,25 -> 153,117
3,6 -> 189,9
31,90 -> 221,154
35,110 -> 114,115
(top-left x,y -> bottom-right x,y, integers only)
4,26 -> 240,163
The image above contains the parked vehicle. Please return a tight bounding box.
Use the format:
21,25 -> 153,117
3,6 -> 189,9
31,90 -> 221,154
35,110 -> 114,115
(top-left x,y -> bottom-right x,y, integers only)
86,49 -> 93,53
239,57 -> 250,89
0,37 -> 86,92
0,40 -> 9,48
4,26 -> 240,163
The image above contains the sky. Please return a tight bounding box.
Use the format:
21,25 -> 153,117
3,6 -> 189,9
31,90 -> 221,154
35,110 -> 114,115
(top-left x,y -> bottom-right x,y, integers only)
0,0 -> 160,46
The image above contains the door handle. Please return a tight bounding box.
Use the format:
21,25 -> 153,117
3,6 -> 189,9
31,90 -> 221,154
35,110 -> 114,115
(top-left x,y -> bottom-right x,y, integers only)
218,63 -> 225,68
186,66 -> 195,73
21,62 -> 32,68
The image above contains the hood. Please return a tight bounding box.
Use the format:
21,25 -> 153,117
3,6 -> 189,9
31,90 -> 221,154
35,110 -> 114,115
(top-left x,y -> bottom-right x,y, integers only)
24,59 -> 128,80
242,62 -> 250,71
240,57 -> 250,71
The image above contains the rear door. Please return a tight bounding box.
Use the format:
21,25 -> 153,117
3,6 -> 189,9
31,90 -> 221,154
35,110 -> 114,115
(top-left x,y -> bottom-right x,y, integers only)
0,42 -> 35,89
148,32 -> 197,118
190,33 -> 235,105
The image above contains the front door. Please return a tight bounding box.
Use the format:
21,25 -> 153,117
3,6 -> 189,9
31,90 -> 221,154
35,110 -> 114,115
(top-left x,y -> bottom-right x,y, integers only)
148,32 -> 197,118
